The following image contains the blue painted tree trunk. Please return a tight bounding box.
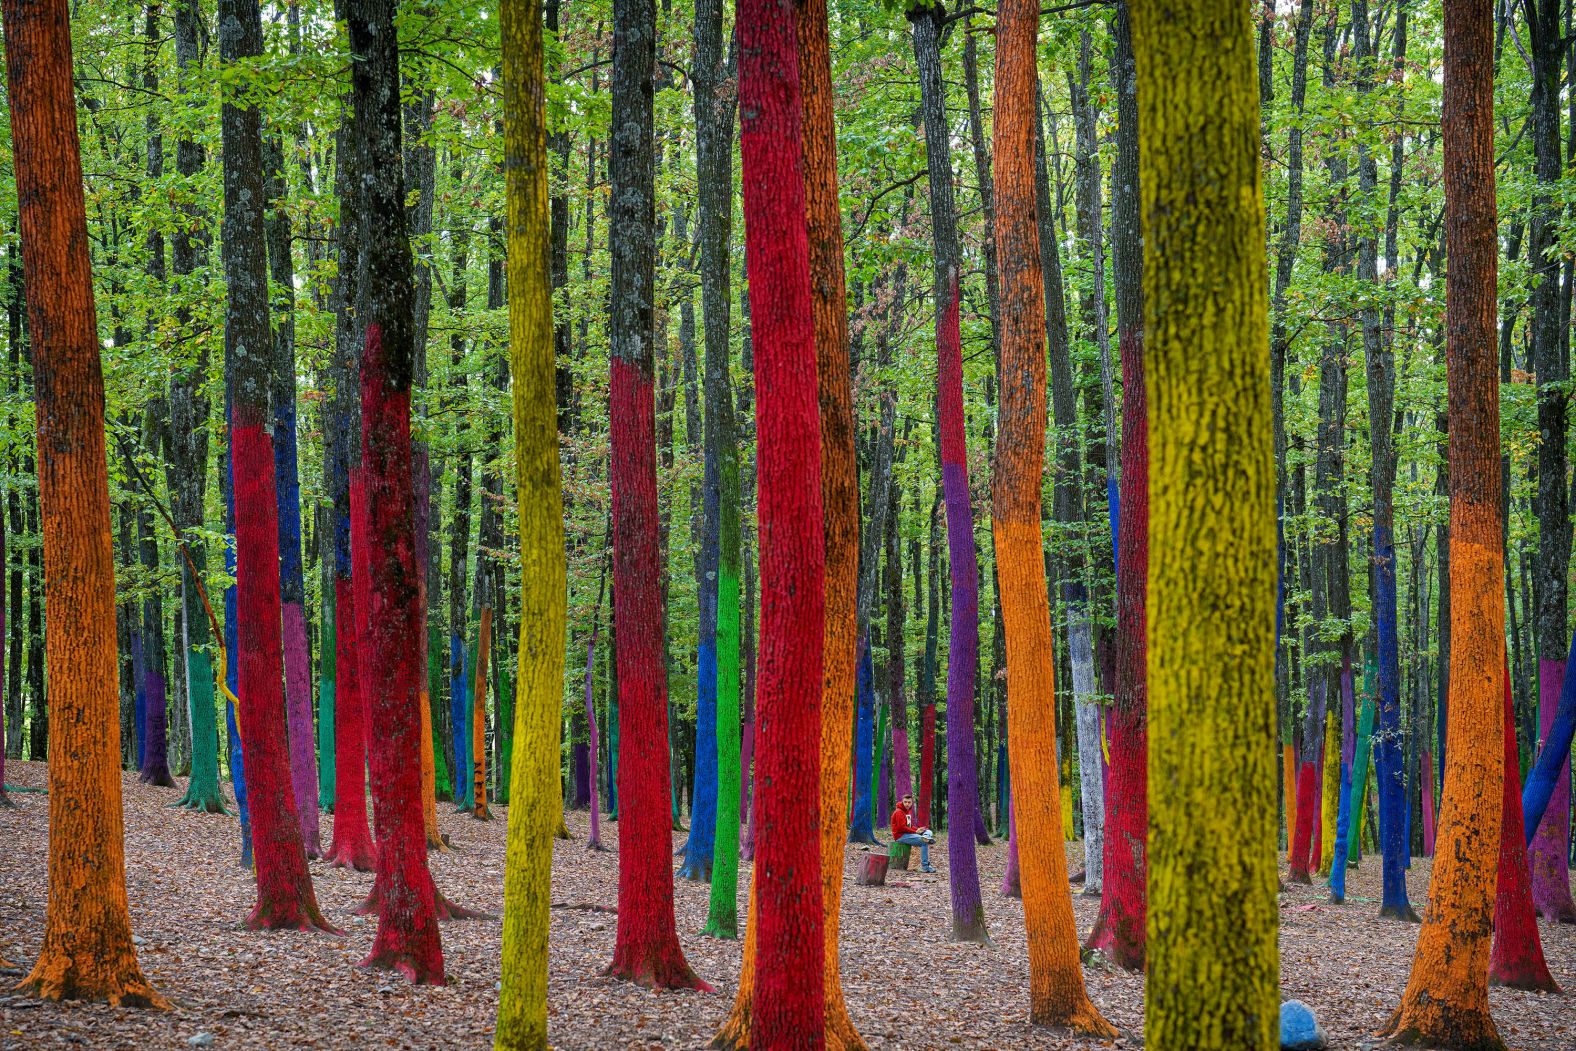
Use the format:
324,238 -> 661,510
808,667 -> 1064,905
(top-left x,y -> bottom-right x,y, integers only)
848,632 -> 878,843
273,376 -> 318,852
678,625 -> 718,880
1106,476 -> 1120,574
1524,627 -> 1576,842
450,633 -> 469,809
1373,521 -> 1414,916
1329,663 -> 1355,901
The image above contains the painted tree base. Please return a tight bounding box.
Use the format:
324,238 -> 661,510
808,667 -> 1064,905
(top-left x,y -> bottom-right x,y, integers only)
711,1009 -> 751,1051
604,951 -> 712,992
676,859 -> 712,882
1533,900 -> 1576,923
16,959 -> 170,1011
323,837 -> 377,872
1029,1000 -> 1117,1039
1488,963 -> 1560,993
1378,903 -> 1421,923
699,920 -> 736,939
359,948 -> 445,986
171,791 -> 228,815
139,766 -> 176,789
1083,917 -> 1145,972
1381,1009 -> 1503,1051
555,818 -> 572,840
585,839 -> 609,852
245,901 -> 343,936
948,918 -> 992,945
825,1000 -> 868,1051
711,999 -> 865,1050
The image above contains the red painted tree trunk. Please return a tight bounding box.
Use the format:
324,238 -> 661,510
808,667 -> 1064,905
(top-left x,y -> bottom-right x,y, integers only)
739,0 -> 827,1037
1289,759 -> 1320,881
357,328 -> 445,983
324,569 -> 376,870
603,0 -> 707,993
220,0 -> 333,935
235,419 -> 334,931
1489,665 -> 1558,991
343,0 -> 452,983
605,360 -> 706,989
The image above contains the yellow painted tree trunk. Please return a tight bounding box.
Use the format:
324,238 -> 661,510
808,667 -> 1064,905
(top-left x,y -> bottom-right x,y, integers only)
1318,708 -> 1340,877
1130,0 -> 1279,1044
495,0 -> 567,1041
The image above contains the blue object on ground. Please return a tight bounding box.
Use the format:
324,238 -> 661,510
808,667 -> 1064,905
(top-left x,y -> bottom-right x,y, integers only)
1280,1000 -> 1326,1051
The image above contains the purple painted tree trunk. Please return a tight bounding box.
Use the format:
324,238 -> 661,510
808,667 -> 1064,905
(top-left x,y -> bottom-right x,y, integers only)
939,276 -> 988,943
572,742 -> 590,808
282,602 -> 318,854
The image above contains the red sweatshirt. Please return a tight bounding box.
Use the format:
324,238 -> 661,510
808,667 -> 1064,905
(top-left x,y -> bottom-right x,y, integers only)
891,805 -> 920,840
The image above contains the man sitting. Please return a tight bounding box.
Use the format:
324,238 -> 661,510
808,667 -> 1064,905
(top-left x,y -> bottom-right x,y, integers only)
890,793 -> 936,873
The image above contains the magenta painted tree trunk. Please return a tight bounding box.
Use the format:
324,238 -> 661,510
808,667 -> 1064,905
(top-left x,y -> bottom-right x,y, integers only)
1085,250 -> 1147,968
1421,748 -> 1437,856
1529,659 -> 1576,919
1489,667 -> 1558,991
585,626 -> 605,850
1001,797 -> 1020,897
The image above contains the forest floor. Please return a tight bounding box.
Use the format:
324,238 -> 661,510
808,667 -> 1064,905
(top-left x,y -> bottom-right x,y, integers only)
1,760 -> 1573,1049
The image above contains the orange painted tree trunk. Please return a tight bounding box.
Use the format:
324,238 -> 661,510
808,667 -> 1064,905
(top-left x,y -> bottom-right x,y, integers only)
991,0 -> 1114,1033
4,0 -> 166,1006
473,605 -> 492,820
1382,0 -> 1504,1041
801,0 -> 860,1043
